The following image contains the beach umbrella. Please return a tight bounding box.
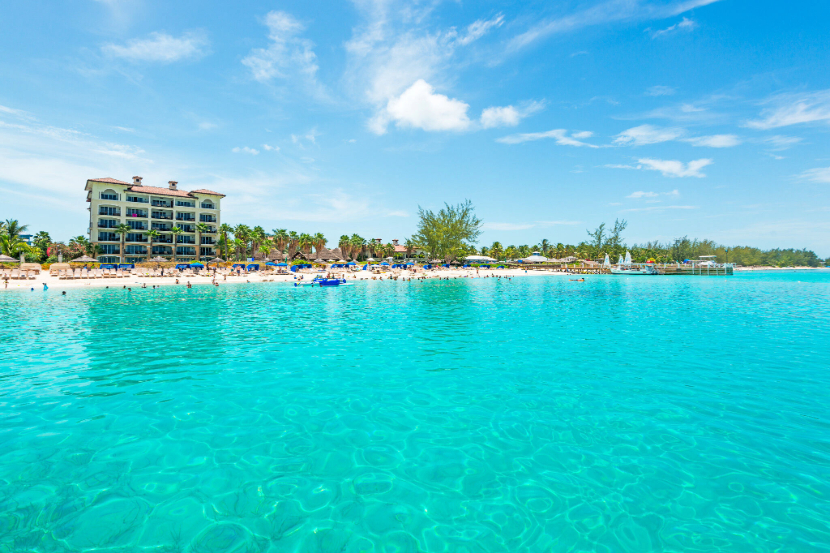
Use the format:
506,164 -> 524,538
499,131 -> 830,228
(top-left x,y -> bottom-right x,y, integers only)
275,262 -> 288,267
337,259 -> 347,263
208,257 -> 224,264
72,255 -> 97,263
0,254 -> 18,263
150,256 -> 167,262
345,262 -> 356,266
190,262 -> 204,267
315,258 -> 324,263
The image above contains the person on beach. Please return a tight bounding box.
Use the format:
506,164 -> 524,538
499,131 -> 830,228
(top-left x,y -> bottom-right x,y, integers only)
187,281 -> 192,288
61,291 -> 66,296
42,283 -> 48,291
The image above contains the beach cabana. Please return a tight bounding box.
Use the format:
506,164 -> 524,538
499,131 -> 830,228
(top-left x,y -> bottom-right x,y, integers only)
72,255 -> 98,263
275,262 -> 288,267
442,264 -> 450,268
118,263 -> 135,269
380,262 -> 390,266
190,262 -> 204,268
232,263 -> 245,269
246,264 -> 260,271
175,264 -> 190,270
480,264 -> 490,269
423,264 -> 432,269
346,262 -> 356,266
100,264 -> 117,269
266,262 -> 277,266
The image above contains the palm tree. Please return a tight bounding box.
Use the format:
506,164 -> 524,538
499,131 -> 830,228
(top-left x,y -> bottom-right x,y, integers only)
338,235 -> 350,259
195,222 -> 209,261
540,239 -> 550,256
233,238 -> 245,261
0,234 -> 31,258
219,223 -> 233,260
349,234 -> 365,261
272,229 -> 289,260
259,238 -> 273,260
404,238 -> 416,259
115,223 -> 130,264
287,231 -> 300,259
146,229 -> 160,262
313,232 -> 327,256
2,219 -> 29,240
251,226 -> 266,257
170,226 -> 183,263
233,224 -> 251,259
490,241 -> 503,260
298,233 -> 313,257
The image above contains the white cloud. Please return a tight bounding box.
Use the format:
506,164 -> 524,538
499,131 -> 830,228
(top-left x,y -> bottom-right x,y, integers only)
506,0 -> 722,53
604,164 -> 640,170
572,131 -> 593,139
800,167 -> 830,184
455,14 -> 504,46
639,158 -> 712,178
262,144 -> 279,151
373,79 -> 471,134
761,135 -> 801,150
614,124 -> 684,146
242,11 -> 318,84
497,128 -> 598,147
646,85 -> 676,96
102,31 -> 209,63
628,189 -> 680,198
232,146 -> 259,155
621,205 -> 697,213
685,134 -> 741,148
745,89 -> 830,130
651,17 -> 696,38
480,100 -> 544,128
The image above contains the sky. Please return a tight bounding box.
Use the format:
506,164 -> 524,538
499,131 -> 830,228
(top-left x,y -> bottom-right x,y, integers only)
1,0 -> 829,254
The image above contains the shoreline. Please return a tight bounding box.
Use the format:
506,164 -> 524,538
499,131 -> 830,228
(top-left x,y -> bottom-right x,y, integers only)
0,267 -> 570,293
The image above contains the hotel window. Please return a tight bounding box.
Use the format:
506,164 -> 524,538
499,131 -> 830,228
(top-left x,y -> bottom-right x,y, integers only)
200,201 -> 214,209
176,200 -> 195,207
126,233 -> 144,242
100,190 -> 119,200
100,244 -> 119,254
127,195 -> 148,203
98,232 -> 117,242
99,206 -> 119,216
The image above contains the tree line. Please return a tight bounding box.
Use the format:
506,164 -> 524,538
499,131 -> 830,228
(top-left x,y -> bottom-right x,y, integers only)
2,211 -> 826,268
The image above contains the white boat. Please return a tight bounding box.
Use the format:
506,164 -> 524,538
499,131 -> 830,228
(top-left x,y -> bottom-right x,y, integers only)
610,251 -> 659,275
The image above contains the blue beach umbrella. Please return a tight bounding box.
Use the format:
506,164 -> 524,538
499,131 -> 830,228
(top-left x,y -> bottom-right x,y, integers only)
266,261 -> 277,266
190,262 -> 204,267
275,262 -> 288,267
346,262 -> 356,266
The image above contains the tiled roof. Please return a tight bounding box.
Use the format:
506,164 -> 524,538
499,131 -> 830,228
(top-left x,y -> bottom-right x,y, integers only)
89,177 -> 131,185
190,189 -> 226,197
394,245 -> 408,252
128,185 -> 193,198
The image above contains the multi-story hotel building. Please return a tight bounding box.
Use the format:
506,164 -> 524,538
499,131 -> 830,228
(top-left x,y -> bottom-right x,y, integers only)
85,176 -> 224,264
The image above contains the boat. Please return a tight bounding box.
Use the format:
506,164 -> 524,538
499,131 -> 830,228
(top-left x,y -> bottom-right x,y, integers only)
294,276 -> 348,287
610,251 -> 659,275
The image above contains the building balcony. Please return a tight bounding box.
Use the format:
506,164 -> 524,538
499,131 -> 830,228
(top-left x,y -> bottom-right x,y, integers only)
176,216 -> 196,222
127,238 -> 148,243
151,223 -> 171,231
151,201 -> 172,208
152,214 -> 173,220
98,209 -> 121,216
127,197 -> 149,203
98,220 -> 118,229
199,215 -> 217,223
126,211 -> 148,218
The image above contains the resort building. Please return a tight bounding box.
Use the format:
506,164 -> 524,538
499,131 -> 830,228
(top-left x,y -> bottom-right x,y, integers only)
85,176 -> 224,264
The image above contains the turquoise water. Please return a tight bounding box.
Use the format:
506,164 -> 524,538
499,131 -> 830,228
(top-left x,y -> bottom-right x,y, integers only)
1,272 -> 829,552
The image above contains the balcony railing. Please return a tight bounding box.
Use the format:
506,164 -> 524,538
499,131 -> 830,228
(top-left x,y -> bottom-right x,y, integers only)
199,215 -> 217,223
152,224 -> 171,231
98,208 -> 120,216
152,214 -> 173,220
177,237 -> 196,244
176,215 -> 195,222
127,197 -> 149,203
200,204 -> 215,209
127,237 -> 148,243
98,220 -> 118,229
127,223 -> 148,231
126,211 -> 147,218
151,201 -> 172,208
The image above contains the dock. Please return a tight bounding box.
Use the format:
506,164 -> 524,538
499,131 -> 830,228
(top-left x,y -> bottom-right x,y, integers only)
512,262 -> 734,276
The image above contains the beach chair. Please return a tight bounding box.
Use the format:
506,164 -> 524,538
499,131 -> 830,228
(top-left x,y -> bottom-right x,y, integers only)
10,269 -> 20,280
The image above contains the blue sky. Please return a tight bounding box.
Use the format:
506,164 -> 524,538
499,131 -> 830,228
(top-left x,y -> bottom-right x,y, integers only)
1,0 -> 829,254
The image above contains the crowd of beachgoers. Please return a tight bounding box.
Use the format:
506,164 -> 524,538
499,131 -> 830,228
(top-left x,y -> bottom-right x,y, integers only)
0,264 -> 586,293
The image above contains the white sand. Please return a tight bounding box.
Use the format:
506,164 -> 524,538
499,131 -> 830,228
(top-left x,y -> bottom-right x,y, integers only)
1,267 -> 576,293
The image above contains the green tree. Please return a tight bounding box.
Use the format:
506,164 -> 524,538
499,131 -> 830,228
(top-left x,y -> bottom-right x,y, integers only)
146,229 -> 160,262
2,219 -> 29,240
349,234 -> 365,261
195,222 -> 210,261
170,226 -> 183,263
273,229 -> 289,260
412,199 -> 482,262
338,235 -> 351,259
114,224 -> 130,264
219,223 -> 233,259
490,241 -> 503,260
587,223 -> 606,258
313,232 -> 327,255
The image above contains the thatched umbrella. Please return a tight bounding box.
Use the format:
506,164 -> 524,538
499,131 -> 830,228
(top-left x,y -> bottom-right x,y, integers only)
71,255 -> 98,263
150,256 -> 167,262
0,254 -> 18,263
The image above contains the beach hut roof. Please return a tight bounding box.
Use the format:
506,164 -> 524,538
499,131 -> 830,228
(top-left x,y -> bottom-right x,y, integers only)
0,254 -> 19,262
150,256 -> 167,262
71,255 -> 98,263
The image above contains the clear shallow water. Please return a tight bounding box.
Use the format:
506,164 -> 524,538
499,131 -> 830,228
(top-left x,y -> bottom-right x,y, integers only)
1,272 -> 829,552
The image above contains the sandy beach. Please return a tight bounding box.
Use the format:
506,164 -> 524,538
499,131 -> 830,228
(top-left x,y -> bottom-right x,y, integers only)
0,266 -> 575,293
